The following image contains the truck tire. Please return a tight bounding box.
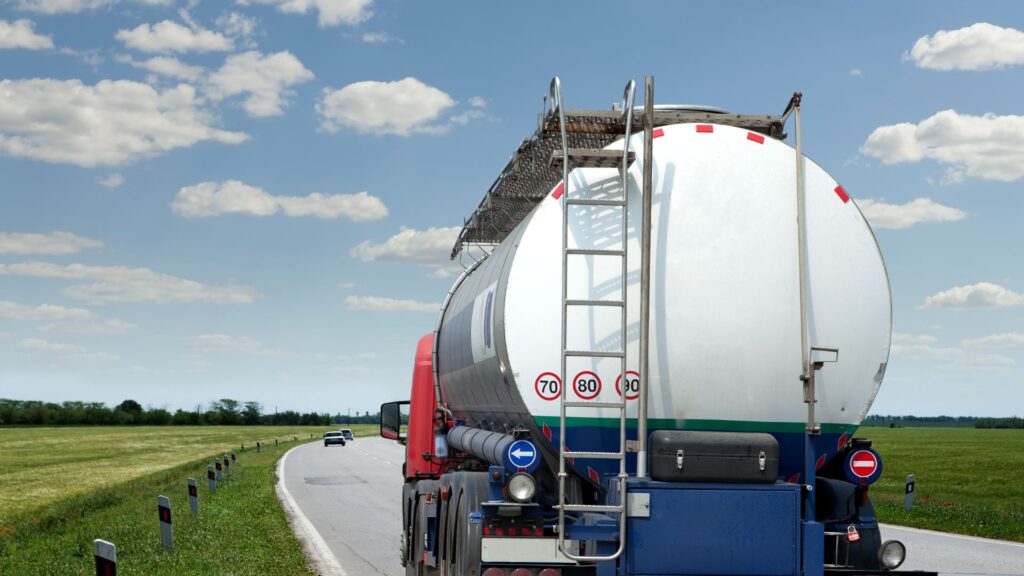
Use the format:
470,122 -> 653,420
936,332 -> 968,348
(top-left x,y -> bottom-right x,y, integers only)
408,480 -> 440,576
450,472 -> 487,576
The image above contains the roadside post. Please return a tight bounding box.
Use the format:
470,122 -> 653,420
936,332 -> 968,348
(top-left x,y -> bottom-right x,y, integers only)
215,458 -> 223,481
275,439 -> 278,447
93,539 -> 116,576
231,450 -> 237,467
223,453 -> 230,477
207,465 -> 216,493
904,474 -> 915,511
157,495 -> 173,550
257,441 -> 261,453
188,478 -> 198,513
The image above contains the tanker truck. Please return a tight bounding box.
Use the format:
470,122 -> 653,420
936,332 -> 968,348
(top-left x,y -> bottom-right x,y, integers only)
379,76 -> 930,576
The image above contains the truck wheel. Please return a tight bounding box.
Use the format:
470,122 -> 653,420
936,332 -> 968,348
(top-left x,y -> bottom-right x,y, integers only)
452,473 -> 487,576
406,496 -> 420,576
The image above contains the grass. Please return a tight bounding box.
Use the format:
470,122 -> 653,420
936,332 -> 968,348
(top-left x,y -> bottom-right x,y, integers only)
0,424 -> 377,575
0,426 -> 335,524
862,427 -> 1024,542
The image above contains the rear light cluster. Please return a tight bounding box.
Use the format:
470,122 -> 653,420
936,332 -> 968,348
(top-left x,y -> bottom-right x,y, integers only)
481,516 -> 544,537
482,568 -> 560,576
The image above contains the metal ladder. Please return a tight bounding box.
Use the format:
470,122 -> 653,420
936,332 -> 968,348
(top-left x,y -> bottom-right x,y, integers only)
551,76 -> 636,562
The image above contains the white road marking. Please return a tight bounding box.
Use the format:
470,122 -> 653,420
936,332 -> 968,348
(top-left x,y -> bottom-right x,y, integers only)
277,444 -> 348,576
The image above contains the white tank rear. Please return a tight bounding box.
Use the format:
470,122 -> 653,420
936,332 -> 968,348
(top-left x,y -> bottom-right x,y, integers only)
499,122 -> 890,433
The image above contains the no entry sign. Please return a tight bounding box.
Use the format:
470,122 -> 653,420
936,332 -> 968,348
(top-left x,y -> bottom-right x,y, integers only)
843,448 -> 882,485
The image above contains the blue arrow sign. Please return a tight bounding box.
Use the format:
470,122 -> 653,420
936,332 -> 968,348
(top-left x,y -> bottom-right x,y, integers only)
506,439 -> 539,472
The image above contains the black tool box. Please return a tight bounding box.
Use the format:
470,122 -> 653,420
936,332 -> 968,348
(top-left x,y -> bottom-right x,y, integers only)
649,430 -> 780,483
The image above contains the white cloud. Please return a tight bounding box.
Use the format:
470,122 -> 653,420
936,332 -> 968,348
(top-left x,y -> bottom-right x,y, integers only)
194,334 -> 282,356
351,226 -> 462,277
215,11 -> 257,46
345,295 -> 438,313
18,337 -> 86,354
40,318 -> 135,333
856,198 -> 966,229
892,332 -> 938,346
890,333 -> 1016,369
116,20 -> 233,54
861,110 -> 1024,182
17,337 -> 119,361
921,282 -> 1024,309
172,180 -> 388,221
0,300 -> 92,322
337,281 -> 356,289
361,32 -> 386,43
848,68 -> 863,77
206,50 -> 314,117
0,262 -> 258,304
0,231 -> 102,255
0,18 -> 54,50
0,79 -> 247,167
0,298 -> 136,333
468,96 -> 487,108
99,173 -> 125,188
962,332 -> 1024,350
905,23 -> 1024,71
351,226 -> 459,264
119,55 -> 205,81
317,77 -> 456,136
16,0 -> 171,15
238,0 -> 372,27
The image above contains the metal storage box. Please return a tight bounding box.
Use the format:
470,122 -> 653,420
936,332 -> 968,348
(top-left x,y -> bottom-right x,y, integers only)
649,430 -> 780,483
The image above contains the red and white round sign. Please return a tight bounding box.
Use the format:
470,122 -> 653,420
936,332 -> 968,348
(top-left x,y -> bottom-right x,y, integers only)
849,450 -> 879,478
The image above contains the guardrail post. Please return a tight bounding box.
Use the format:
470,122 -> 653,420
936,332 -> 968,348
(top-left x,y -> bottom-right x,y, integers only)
94,539 -> 116,575
157,495 -> 173,550
188,478 -> 199,513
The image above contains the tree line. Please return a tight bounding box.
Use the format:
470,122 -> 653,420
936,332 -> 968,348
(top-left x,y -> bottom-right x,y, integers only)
0,398 -> 333,426
863,414 -> 1023,429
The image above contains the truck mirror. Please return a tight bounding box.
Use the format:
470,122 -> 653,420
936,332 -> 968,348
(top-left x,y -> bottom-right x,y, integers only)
380,401 -> 409,444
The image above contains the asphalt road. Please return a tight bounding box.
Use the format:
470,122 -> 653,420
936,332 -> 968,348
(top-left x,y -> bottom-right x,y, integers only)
280,436 -> 1023,575
278,436 -> 406,576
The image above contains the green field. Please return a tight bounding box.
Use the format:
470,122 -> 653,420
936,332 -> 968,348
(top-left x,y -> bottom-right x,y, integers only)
0,426 -> 336,525
0,425 -> 377,574
863,427 -> 1024,542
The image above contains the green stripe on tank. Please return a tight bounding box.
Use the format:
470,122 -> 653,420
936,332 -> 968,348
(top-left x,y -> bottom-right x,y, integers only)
533,416 -> 858,436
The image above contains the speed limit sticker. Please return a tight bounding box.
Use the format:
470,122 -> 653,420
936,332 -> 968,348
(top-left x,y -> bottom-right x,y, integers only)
615,371 -> 641,400
535,372 -> 561,401
572,371 -> 602,400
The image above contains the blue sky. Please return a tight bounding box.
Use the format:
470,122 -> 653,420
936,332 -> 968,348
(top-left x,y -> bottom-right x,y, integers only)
0,0 -> 1022,416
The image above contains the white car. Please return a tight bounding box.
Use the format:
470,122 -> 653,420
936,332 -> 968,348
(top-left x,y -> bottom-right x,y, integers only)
340,428 -> 354,442
323,431 -> 346,447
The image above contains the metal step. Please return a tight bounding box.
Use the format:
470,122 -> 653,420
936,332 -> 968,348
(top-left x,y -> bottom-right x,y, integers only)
551,149 -> 635,170
562,450 -> 624,460
565,198 -> 626,207
566,248 -> 624,257
561,504 -> 624,514
565,299 -> 624,307
564,350 -> 624,358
